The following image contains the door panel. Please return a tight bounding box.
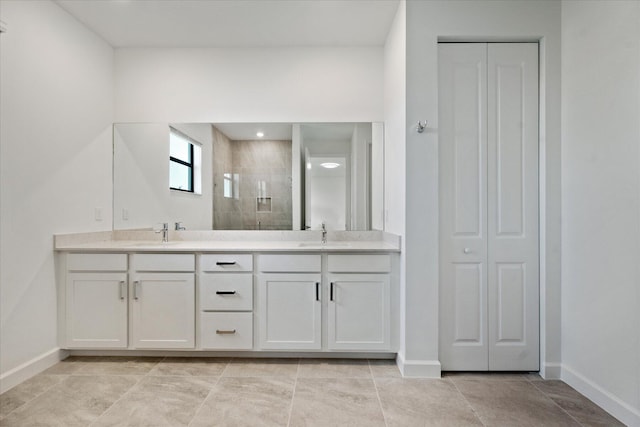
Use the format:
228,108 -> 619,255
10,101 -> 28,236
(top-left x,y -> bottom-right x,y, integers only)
328,274 -> 390,351
439,43 -> 489,371
258,274 -> 322,350
453,264 -> 483,343
487,43 -> 539,371
66,272 -> 128,348
131,273 -> 195,349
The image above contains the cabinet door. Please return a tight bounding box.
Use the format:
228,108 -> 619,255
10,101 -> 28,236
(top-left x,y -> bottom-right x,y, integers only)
131,273 -> 195,349
327,274 -> 390,351
258,274 -> 321,350
66,272 -> 128,348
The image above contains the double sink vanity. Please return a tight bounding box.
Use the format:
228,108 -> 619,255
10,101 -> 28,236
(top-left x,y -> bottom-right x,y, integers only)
54,231 -> 400,357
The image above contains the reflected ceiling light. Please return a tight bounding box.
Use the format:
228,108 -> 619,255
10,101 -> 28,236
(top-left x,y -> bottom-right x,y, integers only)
306,162 -> 312,170
320,162 -> 340,169
256,131 -> 264,138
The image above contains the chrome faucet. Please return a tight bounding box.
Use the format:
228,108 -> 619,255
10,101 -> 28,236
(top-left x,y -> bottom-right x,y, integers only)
175,222 -> 186,231
321,222 -> 327,244
155,223 -> 169,243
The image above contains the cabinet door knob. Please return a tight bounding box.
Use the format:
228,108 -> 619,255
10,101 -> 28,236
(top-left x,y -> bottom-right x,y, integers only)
119,281 -> 126,300
463,248 -> 471,254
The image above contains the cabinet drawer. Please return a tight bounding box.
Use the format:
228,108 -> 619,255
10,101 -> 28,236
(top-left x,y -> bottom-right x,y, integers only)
131,254 -> 195,272
328,254 -> 391,273
259,254 -> 321,272
200,312 -> 253,350
200,274 -> 253,311
201,254 -> 253,272
67,253 -> 127,271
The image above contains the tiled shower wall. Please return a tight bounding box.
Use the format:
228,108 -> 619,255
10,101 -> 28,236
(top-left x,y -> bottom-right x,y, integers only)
212,126 -> 292,230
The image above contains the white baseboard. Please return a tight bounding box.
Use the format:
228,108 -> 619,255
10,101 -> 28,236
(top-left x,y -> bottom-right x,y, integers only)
540,362 -> 562,379
561,364 -> 640,427
396,353 -> 442,378
0,348 -> 69,394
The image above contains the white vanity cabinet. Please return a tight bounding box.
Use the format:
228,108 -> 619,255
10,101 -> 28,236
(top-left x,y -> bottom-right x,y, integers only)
258,255 -> 322,350
199,254 -> 254,350
59,247 -> 397,355
130,254 -> 195,349
327,255 -> 392,351
64,254 -> 128,348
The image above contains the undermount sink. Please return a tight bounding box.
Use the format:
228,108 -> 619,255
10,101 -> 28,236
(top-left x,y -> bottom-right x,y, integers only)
297,242 -> 352,248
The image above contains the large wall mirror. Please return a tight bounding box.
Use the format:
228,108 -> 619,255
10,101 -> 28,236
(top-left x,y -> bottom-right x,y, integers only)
113,122 -> 384,231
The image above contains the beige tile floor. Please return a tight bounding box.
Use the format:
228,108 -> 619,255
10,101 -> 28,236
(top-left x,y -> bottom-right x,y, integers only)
0,357 -> 624,426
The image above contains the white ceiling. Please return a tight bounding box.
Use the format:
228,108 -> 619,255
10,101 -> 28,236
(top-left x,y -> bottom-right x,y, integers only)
56,0 -> 400,48
212,122 -> 293,140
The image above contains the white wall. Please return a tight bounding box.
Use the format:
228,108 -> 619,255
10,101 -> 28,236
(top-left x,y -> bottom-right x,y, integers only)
403,0 -> 562,376
383,0 -> 407,369
561,1 -> 640,424
113,123 -> 213,230
0,0 -> 114,380
114,47 -> 383,123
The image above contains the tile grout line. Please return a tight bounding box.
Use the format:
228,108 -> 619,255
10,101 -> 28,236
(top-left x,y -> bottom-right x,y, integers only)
448,378 -> 489,427
369,360 -> 390,427
529,379 -> 587,427
186,370 -> 224,427
87,374 -> 145,427
84,356 -> 162,426
285,358 -> 300,427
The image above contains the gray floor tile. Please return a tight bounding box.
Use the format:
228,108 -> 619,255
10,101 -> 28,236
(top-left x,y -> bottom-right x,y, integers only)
298,358 -> 371,378
93,375 -> 217,426
190,377 -> 295,427
0,375 -> 139,427
74,356 -> 163,376
42,359 -> 86,375
368,359 -> 402,378
455,379 -> 582,427
0,374 -> 66,419
222,358 -> 299,377
148,357 -> 229,376
289,378 -> 385,426
376,378 -> 483,426
533,380 -> 625,427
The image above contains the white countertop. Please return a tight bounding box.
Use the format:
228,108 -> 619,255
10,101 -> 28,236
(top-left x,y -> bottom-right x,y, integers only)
54,230 -> 401,252
55,240 -> 398,252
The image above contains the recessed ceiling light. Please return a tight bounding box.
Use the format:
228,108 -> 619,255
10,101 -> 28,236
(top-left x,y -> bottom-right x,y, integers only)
256,131 -> 264,138
320,162 -> 340,169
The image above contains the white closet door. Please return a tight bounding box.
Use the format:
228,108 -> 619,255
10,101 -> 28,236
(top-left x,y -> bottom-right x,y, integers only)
487,43 -> 539,371
439,43 -> 489,370
439,43 -> 539,371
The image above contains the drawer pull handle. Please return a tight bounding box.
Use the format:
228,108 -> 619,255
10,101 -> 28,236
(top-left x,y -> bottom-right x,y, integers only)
216,261 -> 237,266
216,329 -> 236,335
330,282 -> 335,301
315,282 -> 320,301
216,290 -> 237,295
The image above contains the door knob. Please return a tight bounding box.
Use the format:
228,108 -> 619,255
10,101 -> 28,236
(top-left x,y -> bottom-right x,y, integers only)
463,248 -> 471,254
